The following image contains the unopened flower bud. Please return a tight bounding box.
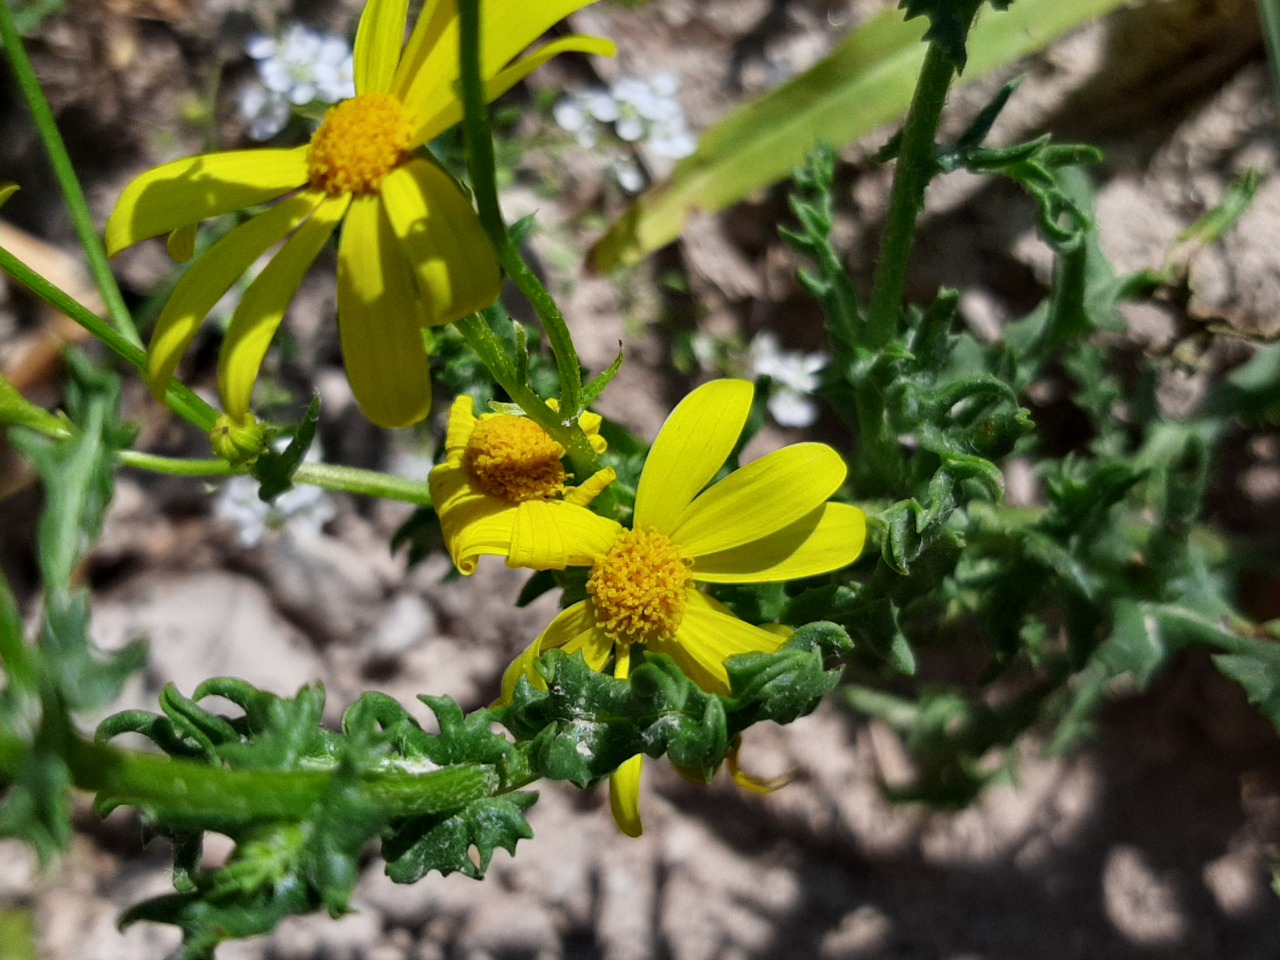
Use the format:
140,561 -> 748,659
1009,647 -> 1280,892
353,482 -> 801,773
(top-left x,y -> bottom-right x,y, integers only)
211,413 -> 267,466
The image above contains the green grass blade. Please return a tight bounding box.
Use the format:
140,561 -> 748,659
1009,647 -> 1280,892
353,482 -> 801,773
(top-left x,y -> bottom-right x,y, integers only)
590,0 -> 1130,271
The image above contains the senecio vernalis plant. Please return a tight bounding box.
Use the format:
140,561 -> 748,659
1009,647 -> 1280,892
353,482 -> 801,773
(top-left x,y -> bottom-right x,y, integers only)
1,0 -> 1279,957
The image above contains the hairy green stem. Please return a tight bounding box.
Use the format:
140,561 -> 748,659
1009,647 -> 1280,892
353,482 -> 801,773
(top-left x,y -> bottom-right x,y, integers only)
292,462 -> 433,506
0,0 -> 140,349
0,733 -> 498,822
866,38 -> 963,346
0,244 -> 218,432
454,0 -> 584,418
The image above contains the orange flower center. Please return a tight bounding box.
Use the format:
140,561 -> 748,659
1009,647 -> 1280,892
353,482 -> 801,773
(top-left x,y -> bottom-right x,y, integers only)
463,415 -> 567,502
588,528 -> 693,644
307,93 -> 415,196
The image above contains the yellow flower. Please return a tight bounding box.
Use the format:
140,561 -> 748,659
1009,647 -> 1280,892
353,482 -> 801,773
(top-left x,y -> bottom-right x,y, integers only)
428,394 -> 616,575
498,379 -> 867,835
106,0 -> 614,429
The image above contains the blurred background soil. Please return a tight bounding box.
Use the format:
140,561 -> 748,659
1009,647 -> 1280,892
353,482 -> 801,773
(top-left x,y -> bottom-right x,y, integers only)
3,0 -> 1280,957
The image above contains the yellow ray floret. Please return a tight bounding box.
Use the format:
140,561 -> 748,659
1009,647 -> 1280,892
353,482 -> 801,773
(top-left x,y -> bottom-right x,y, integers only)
498,379 -> 867,836
105,0 -> 614,430
428,395 -> 614,575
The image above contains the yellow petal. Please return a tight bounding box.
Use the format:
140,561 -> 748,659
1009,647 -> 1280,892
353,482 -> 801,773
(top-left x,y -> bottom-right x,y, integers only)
633,379 -> 753,535
564,467 -> 616,507
691,503 -> 867,583
412,35 -> 618,144
671,442 -> 847,557
0,183 -> 18,210
166,224 -> 197,262
105,148 -> 309,256
654,590 -> 787,695
498,601 -> 607,703
380,161 -> 499,325
353,0 -> 410,94
428,461 -> 516,575
218,194 -> 348,421
507,501 -> 622,570
147,192 -> 321,399
609,755 -> 645,838
444,393 -> 479,453
336,193 -> 433,428
390,0 -> 451,108
396,0 -> 603,128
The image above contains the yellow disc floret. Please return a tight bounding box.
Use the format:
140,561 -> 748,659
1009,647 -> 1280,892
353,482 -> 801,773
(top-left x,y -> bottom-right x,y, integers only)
588,528 -> 693,644
463,414 -> 568,502
307,93 -> 415,196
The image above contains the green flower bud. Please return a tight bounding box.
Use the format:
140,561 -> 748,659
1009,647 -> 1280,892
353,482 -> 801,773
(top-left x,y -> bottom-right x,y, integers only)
211,413 -> 267,467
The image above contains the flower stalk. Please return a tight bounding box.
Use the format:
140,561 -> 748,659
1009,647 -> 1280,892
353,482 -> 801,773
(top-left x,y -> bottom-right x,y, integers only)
0,0 -> 141,350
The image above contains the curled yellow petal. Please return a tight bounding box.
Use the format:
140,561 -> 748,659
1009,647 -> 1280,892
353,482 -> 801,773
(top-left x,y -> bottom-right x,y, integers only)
105,148 -> 308,256
507,500 -> 621,570
609,755 -> 645,838
428,461 -> 519,575
0,183 -> 19,210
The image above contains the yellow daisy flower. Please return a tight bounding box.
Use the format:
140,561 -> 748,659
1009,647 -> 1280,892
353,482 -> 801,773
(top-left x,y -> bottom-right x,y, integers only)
498,379 -> 867,835
105,0 -> 614,429
428,394 -> 616,575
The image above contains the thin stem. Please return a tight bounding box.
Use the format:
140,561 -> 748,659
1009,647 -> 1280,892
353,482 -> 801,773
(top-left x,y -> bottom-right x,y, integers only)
866,39 -> 963,347
0,0 -> 141,349
118,451 -> 237,477
456,315 -> 602,479
0,244 -> 219,432
454,0 -> 584,417
293,462 -> 433,506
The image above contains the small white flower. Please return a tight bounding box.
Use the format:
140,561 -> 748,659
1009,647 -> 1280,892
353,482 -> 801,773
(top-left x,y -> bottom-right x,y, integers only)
612,155 -> 646,193
649,70 -> 680,98
615,114 -> 645,143
584,89 -> 620,123
749,333 -> 827,428
248,23 -> 354,107
553,98 -> 587,133
238,83 -> 291,141
214,440 -> 337,547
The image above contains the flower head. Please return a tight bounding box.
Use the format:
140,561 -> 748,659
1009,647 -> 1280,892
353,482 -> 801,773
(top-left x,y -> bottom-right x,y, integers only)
498,379 -> 866,834
429,395 -> 615,575
107,0 -> 614,429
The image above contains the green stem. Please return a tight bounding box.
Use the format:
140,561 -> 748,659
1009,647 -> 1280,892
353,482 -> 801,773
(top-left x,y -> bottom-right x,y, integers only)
866,38 -> 963,347
0,734 -> 498,822
0,0 -> 141,349
454,0 -> 584,417
118,451 -> 236,477
456,315 -> 602,479
0,244 -> 218,432
292,462 -> 433,506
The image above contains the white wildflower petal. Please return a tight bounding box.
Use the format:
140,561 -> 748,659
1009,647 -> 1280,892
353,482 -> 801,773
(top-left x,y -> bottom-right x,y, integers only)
767,388 -> 819,428
650,70 -> 680,97
553,99 -> 587,133
585,89 -> 620,123
616,115 -> 645,142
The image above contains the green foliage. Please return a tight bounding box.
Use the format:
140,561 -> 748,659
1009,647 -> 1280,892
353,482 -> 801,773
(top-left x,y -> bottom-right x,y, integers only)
897,0 -> 1008,68
0,354 -> 143,861
496,622 -> 851,786
779,83 -> 1277,802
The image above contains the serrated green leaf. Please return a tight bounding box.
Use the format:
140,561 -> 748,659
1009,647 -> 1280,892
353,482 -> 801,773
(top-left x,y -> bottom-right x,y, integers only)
254,395 -> 321,502
383,792 -> 536,883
